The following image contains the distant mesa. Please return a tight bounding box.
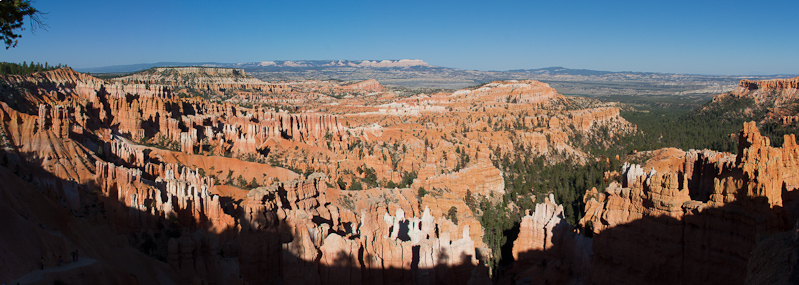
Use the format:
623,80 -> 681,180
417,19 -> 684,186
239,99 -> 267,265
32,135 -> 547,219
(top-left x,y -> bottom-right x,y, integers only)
79,61 -> 799,92
710,76 -> 799,123
350,59 -> 430,68
245,59 -> 430,68
737,75 -> 799,93
113,66 -> 294,95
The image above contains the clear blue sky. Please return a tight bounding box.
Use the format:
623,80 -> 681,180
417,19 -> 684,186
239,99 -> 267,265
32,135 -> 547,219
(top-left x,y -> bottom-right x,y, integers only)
3,0 -> 797,75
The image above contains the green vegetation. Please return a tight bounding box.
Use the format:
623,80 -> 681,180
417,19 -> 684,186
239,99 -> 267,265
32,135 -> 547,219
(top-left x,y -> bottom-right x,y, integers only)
387,85 -> 454,97
355,165 -> 378,188
1,0 -> 45,49
453,146 -> 471,171
349,178 -> 363,190
445,206 -> 458,225
346,165 -> 385,190
0,61 -> 65,75
591,94 -> 799,154
477,196 -> 515,269
417,187 -> 428,200
478,153 -> 618,270
138,135 -> 180,152
761,119 -> 799,147
620,97 -> 765,153
496,153 -> 618,225
398,170 -> 417,188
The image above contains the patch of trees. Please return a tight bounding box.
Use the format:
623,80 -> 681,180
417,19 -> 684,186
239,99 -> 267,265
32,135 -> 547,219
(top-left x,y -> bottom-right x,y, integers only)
453,146 -> 471,171
356,165 -> 378,188
444,206 -> 458,225
761,119 -> 799,147
620,97 -> 766,153
759,98 -> 799,146
0,61 -> 65,75
348,165 -> 379,190
475,152 -> 619,271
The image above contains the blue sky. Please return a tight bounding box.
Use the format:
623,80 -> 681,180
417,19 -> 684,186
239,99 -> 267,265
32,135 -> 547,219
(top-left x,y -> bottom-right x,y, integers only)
3,0 -> 797,75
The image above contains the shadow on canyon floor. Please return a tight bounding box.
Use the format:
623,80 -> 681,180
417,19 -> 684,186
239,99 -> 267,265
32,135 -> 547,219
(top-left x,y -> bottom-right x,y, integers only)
0,152 -> 489,284
501,185 -> 799,285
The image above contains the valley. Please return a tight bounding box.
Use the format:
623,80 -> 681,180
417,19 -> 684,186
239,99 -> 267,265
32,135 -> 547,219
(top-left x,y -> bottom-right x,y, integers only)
0,64 -> 797,284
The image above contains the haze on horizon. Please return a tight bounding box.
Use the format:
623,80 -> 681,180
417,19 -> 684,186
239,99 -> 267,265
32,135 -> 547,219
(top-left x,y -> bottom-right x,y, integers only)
4,0 -> 798,75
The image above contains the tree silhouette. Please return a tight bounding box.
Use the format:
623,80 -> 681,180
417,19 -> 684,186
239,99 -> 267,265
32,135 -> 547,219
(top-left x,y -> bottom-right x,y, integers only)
1,0 -> 46,49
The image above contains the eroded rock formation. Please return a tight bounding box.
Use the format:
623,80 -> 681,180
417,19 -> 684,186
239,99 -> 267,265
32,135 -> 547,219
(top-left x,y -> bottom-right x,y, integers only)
570,122 -> 799,284
0,68 -> 503,284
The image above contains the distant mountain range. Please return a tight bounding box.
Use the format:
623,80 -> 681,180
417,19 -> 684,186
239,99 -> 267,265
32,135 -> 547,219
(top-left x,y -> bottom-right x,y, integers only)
78,59 -> 431,73
78,60 -> 797,95
79,62 -> 222,74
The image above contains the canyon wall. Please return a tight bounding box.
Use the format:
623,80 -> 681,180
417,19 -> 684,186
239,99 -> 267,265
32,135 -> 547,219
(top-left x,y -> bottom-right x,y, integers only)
714,76 -> 799,112
509,121 -> 799,284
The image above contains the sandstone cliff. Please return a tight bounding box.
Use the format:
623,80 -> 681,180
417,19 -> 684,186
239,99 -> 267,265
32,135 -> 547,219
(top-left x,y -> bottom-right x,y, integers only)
450,80 -> 565,107
115,66 -> 293,94
710,76 -> 799,125
568,122 -> 799,284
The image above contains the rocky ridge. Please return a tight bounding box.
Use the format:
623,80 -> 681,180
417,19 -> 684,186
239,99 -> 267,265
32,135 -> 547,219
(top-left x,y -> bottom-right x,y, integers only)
711,76 -> 799,124
115,66 -> 293,94
506,121 -> 799,284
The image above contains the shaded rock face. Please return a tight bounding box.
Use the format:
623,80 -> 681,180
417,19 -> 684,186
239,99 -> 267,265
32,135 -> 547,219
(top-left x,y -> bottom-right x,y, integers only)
506,194 -> 591,284
745,223 -> 799,285
90,136 -> 486,284
563,122 -> 799,284
506,122 -> 799,284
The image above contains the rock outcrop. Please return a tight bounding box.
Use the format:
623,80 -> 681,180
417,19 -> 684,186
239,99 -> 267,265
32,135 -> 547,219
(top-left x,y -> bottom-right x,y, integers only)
711,76 -> 799,124
115,66 -> 293,94
451,80 -> 564,106
508,194 -> 591,284
739,76 -> 799,91
573,122 -> 799,284
342,79 -> 385,92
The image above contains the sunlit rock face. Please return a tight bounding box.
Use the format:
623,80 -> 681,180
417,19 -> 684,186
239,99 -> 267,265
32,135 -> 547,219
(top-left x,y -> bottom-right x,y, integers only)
566,122 -> 799,284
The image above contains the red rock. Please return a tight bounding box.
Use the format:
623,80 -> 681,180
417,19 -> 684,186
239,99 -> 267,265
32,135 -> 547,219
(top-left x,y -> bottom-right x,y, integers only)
576,122 -> 799,284
342,79 -> 385,92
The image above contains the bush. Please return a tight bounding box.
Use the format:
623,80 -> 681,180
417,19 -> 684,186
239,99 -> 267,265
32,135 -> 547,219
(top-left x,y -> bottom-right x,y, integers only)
350,178 -> 363,190
417,187 -> 428,199
445,206 -> 458,225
